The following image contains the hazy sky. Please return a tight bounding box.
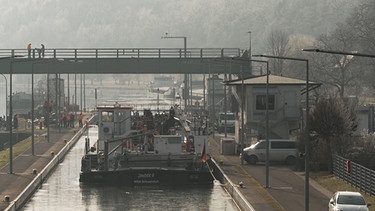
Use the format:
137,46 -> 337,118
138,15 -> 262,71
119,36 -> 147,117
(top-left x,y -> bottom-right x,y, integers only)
0,1 -> 354,53
0,0 -> 253,50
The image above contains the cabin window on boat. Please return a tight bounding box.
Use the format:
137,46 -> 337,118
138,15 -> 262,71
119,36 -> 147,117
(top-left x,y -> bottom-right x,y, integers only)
101,111 -> 114,122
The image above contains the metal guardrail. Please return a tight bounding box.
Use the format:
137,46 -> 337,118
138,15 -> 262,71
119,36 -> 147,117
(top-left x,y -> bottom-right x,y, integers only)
0,48 -> 241,59
333,154 -> 375,196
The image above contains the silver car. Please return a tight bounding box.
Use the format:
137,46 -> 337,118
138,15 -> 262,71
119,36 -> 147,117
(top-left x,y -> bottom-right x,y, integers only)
328,191 -> 370,211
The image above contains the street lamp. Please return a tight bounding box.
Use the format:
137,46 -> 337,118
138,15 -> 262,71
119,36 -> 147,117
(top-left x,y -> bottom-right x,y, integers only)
253,54 -> 310,211
75,73 -> 77,117
214,58 -> 269,167
68,59 -> 84,117
9,58 -> 26,173
161,33 -> 188,112
35,59 -> 65,144
0,74 -> 8,123
1,55 -> 25,174
83,74 -> 86,112
227,57 -> 270,186
302,48 -> 375,58
80,73 -> 83,113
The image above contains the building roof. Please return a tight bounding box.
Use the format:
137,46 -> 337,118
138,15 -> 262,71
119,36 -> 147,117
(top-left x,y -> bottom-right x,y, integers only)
224,74 -> 321,86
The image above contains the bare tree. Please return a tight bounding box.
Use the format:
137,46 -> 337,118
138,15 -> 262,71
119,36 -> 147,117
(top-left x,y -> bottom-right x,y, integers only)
266,29 -> 290,75
308,22 -> 362,97
280,34 -> 315,79
309,95 -> 357,172
347,0 -> 375,92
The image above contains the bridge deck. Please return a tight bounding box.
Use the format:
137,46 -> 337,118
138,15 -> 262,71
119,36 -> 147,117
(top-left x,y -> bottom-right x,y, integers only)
0,48 -> 248,74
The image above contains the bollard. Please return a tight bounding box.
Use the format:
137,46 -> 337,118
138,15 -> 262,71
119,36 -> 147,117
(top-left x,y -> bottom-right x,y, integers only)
4,195 -> 10,202
64,139 -> 67,143
51,151 -> 55,156
32,169 -> 37,174
239,181 -> 244,188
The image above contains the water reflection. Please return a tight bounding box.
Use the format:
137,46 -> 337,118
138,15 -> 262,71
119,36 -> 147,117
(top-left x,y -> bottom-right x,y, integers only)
22,128 -> 237,211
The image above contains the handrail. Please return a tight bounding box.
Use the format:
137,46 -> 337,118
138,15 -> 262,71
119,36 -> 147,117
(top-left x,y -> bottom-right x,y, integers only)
0,48 -> 241,59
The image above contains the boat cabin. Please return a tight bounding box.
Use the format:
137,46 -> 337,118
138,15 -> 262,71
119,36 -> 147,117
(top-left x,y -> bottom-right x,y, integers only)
97,104 -> 133,141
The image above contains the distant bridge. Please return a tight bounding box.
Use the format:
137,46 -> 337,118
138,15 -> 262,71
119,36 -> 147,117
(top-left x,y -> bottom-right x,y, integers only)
0,48 -> 249,75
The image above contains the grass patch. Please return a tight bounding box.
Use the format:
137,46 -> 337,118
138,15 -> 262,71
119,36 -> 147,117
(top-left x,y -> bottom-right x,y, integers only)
311,171 -> 375,210
0,136 -> 44,169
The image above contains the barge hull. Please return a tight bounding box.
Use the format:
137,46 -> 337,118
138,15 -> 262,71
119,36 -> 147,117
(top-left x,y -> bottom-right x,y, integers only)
79,168 -> 213,186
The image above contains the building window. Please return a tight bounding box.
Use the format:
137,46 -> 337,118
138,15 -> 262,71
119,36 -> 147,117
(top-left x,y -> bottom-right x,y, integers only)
255,95 -> 275,110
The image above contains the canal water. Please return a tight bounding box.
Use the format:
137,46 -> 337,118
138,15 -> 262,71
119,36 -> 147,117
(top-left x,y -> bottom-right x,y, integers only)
22,127 -> 239,211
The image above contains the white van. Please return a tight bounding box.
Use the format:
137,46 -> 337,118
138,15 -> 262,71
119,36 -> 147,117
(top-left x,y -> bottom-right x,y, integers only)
242,139 -> 297,165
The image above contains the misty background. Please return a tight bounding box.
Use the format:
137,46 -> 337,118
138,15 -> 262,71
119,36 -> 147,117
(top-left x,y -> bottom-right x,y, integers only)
1,0 -> 370,115
0,0 -> 355,52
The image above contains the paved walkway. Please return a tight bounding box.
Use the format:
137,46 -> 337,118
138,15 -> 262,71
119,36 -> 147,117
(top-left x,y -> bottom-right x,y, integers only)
208,135 -> 333,211
0,125 -> 81,211
209,136 -> 280,211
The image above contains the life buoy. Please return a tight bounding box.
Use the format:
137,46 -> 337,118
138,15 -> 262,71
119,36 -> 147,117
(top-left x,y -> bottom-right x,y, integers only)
346,159 -> 351,174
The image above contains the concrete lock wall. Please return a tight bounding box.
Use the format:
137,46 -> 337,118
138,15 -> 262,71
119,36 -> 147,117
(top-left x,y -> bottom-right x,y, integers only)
4,117 -> 94,211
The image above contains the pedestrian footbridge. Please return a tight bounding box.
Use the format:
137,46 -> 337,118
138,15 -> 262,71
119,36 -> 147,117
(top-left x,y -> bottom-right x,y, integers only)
0,48 -> 249,75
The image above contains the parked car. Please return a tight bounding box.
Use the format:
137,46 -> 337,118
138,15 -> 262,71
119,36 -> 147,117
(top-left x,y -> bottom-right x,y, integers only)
328,191 -> 370,211
241,139 -> 297,165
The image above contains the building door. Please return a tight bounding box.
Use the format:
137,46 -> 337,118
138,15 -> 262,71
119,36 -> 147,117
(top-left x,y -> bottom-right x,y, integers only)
284,92 -> 297,118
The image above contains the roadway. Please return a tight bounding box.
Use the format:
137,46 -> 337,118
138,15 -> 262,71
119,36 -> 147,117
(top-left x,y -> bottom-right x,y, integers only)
209,134 -> 332,211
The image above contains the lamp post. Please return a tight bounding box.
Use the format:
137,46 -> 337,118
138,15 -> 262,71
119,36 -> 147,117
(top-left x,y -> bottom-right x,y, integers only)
215,57 -> 269,171
235,58 -> 270,186
253,54 -> 310,211
8,57 -> 50,171
67,74 -> 70,107
8,56 -> 27,174
236,58 -> 270,185
9,58 -> 25,173
83,74 -> 86,112
47,71 -> 50,142
161,33 -> 188,112
245,59 -> 270,187
9,61 -> 13,174
0,74 -> 8,122
241,66 -> 244,165
302,48 -> 375,58
31,63 -> 36,154
33,59 -> 64,146
75,73 -> 77,117
66,59 -> 83,116
80,73 -> 83,113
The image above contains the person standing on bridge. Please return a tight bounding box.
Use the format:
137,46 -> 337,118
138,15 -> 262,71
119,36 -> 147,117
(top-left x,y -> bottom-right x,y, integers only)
41,44 -> 45,58
27,43 -> 31,58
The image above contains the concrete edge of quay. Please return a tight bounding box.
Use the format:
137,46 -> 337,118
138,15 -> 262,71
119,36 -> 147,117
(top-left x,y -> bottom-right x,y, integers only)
210,158 -> 256,211
4,117 -> 93,211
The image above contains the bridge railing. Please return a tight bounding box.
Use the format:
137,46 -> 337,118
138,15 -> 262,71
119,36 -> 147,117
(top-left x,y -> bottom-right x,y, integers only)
0,48 -> 241,59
